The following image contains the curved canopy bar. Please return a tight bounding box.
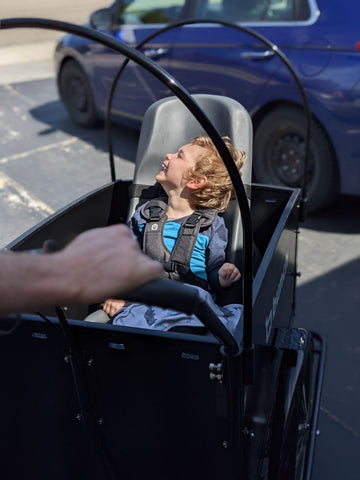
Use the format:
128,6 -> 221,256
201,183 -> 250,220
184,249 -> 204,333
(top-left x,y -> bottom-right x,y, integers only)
105,19 -> 311,216
0,17 -> 252,355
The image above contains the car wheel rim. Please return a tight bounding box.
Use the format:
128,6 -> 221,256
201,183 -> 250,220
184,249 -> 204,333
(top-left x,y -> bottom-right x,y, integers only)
273,133 -> 308,186
294,381 -> 312,478
69,77 -> 87,112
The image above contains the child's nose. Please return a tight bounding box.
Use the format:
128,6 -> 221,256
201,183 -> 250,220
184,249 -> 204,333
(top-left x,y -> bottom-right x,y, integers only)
166,152 -> 174,161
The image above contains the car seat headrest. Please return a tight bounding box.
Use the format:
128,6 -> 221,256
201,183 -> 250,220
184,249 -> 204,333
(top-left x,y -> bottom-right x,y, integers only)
130,94 -> 252,211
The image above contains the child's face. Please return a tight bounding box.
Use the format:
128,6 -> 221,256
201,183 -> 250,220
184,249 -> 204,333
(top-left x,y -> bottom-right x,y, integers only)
156,143 -> 204,192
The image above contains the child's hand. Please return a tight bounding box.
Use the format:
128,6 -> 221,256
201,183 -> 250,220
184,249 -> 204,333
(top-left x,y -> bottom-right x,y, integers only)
218,263 -> 241,288
102,298 -> 127,317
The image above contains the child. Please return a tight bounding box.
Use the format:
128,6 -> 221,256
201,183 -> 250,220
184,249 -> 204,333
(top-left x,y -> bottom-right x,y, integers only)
91,135 -> 246,333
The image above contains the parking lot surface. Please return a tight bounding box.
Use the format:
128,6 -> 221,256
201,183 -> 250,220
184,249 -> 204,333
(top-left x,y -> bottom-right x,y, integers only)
1,9 -> 360,478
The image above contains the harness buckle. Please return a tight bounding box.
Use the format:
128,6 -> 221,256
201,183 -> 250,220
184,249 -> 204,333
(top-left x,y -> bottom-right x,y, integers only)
183,212 -> 202,233
149,206 -> 162,222
163,261 -> 176,273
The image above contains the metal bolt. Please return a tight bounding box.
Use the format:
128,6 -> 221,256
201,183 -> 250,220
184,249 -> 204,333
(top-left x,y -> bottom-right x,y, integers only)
243,427 -> 255,438
222,441 -> 229,449
298,423 -> 310,431
209,362 -> 222,373
209,373 -> 223,382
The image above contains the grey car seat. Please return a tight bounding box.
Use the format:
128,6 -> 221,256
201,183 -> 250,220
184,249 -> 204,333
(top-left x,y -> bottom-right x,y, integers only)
86,95 -> 253,323
128,95 -> 252,296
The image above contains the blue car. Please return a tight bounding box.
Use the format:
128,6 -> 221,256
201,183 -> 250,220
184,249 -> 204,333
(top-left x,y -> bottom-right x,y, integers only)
54,0 -> 360,211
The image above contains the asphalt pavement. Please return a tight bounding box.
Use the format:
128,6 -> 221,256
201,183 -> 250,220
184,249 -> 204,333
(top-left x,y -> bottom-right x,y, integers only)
0,30 -> 360,480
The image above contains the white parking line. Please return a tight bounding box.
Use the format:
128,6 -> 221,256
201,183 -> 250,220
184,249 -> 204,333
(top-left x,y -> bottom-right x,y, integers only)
0,137 -> 78,164
1,83 -> 36,106
0,170 -> 54,215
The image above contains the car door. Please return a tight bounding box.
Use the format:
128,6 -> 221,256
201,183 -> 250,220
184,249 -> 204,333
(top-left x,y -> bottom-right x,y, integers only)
88,0 -> 192,122
167,0 -> 308,116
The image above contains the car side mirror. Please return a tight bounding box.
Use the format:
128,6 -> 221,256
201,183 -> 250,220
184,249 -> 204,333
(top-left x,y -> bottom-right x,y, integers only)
89,8 -> 114,30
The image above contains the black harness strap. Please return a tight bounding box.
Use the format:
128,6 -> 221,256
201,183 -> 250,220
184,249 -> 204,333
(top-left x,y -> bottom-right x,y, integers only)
142,199 -> 168,263
141,199 -> 218,290
167,211 -> 204,275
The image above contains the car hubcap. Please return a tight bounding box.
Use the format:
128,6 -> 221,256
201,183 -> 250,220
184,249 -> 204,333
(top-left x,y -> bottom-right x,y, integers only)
274,133 -> 305,185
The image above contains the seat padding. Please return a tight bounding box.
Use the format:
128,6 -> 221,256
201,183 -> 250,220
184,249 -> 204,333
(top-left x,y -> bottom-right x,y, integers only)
131,94 -> 252,202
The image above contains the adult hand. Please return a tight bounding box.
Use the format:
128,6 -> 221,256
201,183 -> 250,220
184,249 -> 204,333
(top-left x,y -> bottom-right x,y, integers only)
0,225 -> 163,314
57,224 -> 164,304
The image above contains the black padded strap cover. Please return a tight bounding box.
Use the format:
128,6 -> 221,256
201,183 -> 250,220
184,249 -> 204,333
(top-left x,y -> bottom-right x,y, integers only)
140,199 -> 218,283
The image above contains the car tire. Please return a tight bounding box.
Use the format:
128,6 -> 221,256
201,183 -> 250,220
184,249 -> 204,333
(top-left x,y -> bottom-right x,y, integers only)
59,60 -> 99,128
253,107 -> 339,211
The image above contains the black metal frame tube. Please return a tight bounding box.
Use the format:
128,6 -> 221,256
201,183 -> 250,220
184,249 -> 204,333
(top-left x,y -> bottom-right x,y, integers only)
103,17 -> 312,356
305,332 -> 326,480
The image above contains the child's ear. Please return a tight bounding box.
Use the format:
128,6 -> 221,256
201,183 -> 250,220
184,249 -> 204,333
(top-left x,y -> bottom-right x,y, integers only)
186,176 -> 207,190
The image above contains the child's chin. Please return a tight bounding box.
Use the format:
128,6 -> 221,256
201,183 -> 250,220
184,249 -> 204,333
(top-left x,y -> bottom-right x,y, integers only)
155,173 -> 165,183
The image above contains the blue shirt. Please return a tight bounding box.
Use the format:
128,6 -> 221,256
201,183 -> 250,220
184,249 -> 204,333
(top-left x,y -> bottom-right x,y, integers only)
130,206 -> 228,293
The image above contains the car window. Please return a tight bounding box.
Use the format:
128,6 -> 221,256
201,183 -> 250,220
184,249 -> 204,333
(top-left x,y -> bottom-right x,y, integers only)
194,0 -> 311,22
111,0 -> 187,25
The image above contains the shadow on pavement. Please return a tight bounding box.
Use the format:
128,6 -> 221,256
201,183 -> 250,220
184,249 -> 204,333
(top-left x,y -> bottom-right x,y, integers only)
29,99 -> 140,163
303,194 -> 360,234
297,257 -> 360,479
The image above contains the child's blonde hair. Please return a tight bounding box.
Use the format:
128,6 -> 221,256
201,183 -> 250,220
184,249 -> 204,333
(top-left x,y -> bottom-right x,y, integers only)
188,135 -> 247,212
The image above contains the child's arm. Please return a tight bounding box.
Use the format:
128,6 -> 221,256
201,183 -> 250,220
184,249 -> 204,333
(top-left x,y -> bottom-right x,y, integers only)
218,262 -> 241,288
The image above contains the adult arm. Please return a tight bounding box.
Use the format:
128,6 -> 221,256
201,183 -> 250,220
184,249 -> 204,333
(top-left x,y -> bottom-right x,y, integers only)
0,224 -> 163,315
